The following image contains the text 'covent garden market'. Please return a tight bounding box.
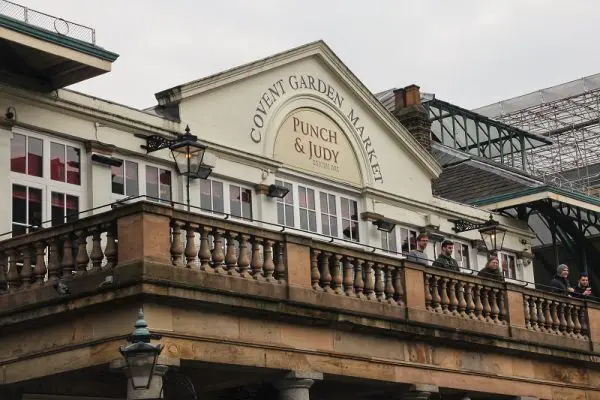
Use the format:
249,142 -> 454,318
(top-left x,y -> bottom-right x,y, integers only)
1,2 -> 600,400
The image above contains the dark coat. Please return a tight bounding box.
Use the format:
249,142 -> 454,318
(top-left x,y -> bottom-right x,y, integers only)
477,267 -> 505,282
550,274 -> 572,295
573,285 -> 593,299
432,254 -> 460,272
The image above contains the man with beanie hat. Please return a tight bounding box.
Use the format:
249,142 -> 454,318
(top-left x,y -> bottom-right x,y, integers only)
550,264 -> 574,296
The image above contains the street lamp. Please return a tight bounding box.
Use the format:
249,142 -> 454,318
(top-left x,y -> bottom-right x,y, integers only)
450,214 -> 506,254
119,309 -> 163,390
143,126 -> 214,210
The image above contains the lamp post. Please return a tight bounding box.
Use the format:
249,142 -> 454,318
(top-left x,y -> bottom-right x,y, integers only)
119,309 -> 164,397
143,126 -> 213,210
450,214 -> 506,254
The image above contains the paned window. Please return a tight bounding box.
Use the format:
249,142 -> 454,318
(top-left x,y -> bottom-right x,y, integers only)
298,186 -> 317,232
320,192 -> 338,237
230,185 -> 252,219
500,251 -> 517,279
146,166 -> 171,203
341,197 -> 359,242
111,160 -> 139,196
275,180 -> 294,227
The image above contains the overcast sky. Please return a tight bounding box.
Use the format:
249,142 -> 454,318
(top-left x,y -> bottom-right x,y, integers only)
17,0 -> 600,110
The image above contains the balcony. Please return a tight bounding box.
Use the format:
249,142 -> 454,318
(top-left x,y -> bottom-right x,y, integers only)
0,0 -> 118,91
0,201 -> 599,398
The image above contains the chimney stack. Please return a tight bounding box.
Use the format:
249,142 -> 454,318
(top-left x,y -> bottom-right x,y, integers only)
392,85 -> 432,151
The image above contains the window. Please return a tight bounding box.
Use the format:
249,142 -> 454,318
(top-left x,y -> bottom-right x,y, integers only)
341,197 -> 359,242
200,179 -> 224,213
400,228 -> 418,253
272,180 -> 360,241
381,229 -> 397,253
298,186 -> 317,232
456,243 -> 471,269
111,160 -> 139,196
50,142 -> 80,185
276,180 -> 294,227
230,185 -> 252,219
499,252 -> 517,279
320,192 -> 338,237
146,166 -> 171,203
199,178 -> 253,218
9,130 -> 84,236
11,185 -> 42,235
11,133 -> 43,177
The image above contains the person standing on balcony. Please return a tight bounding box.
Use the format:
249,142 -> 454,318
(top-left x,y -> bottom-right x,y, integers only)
477,256 -> 505,282
433,240 -> 460,272
406,233 -> 429,266
550,264 -> 574,296
573,273 -> 593,298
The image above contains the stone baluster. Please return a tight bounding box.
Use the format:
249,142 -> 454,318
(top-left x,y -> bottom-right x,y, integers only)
263,239 -> 275,282
170,221 -> 183,266
529,296 -> 539,331
481,287 -> 491,322
198,226 -> 212,272
440,277 -> 450,314
448,279 -> 459,316
250,237 -> 263,280
497,290 -> 506,324
364,261 -> 376,300
550,300 -> 560,334
465,283 -> 475,319
543,298 -> 553,331
61,234 -> 74,277
489,288 -> 500,323
34,240 -> 47,284
0,252 -> 6,291
424,274 -> 433,311
104,223 -> 118,269
558,302 -> 568,335
535,298 -> 546,332
474,284 -> 484,321
310,249 -> 321,290
431,275 -> 441,312
565,304 -> 575,337
184,223 -> 198,269
225,231 -> 238,275
212,229 -> 226,274
320,252 -> 332,292
7,250 -> 20,291
20,246 -> 32,288
384,265 -> 395,304
331,254 -> 343,294
237,234 -> 252,278
456,281 -> 466,318
47,238 -> 60,282
572,305 -> 582,338
274,242 -> 286,283
353,259 -> 365,298
75,230 -> 89,273
374,263 -> 385,301
394,265 -> 404,306
342,257 -> 354,296
90,228 -> 104,271
579,307 -> 589,338
523,295 -> 531,329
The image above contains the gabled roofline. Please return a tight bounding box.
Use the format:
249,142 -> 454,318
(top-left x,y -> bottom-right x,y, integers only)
471,184 -> 600,209
154,40 -> 442,178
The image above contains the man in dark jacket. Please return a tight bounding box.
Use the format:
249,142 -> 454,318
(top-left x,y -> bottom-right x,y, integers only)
433,240 -> 460,272
573,273 -> 593,298
550,264 -> 574,296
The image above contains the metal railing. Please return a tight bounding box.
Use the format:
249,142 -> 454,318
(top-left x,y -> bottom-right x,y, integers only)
0,0 -> 96,44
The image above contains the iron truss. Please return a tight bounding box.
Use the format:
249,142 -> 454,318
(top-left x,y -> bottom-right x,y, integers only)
475,74 -> 600,195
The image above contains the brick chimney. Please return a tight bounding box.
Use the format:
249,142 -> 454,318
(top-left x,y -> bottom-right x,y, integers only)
392,85 -> 432,151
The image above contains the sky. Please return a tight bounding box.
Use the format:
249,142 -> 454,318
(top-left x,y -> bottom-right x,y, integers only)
15,0 -> 600,110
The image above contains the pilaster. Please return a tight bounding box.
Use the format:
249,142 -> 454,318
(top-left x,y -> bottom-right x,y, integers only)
0,125 -> 12,234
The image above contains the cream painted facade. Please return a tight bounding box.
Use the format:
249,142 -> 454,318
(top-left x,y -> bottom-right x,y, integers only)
0,41 -> 535,282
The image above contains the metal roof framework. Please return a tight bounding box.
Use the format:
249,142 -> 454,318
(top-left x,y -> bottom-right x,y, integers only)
421,98 -> 552,171
474,74 -> 600,194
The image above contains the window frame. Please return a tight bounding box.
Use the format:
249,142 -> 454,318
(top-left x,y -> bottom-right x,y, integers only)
198,177 -> 255,220
274,179 -> 361,242
498,251 -> 518,280
110,155 -> 175,204
9,128 -> 86,234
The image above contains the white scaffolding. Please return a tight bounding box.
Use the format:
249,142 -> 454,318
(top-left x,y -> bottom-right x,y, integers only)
474,74 -> 600,195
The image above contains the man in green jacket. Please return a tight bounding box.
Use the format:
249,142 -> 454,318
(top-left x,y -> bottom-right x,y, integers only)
433,240 -> 460,272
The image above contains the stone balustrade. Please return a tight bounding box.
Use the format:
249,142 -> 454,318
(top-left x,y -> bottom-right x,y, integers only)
0,201 -> 599,355
424,271 -> 506,324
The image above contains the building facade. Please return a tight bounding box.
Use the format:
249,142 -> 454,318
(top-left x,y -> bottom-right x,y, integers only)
2,4 -> 600,400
